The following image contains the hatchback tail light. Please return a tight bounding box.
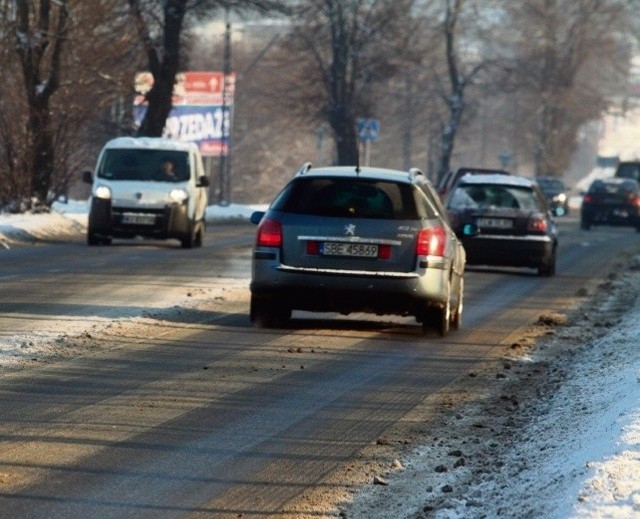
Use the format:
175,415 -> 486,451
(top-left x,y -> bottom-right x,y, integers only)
256,218 -> 282,247
626,192 -> 640,207
582,194 -> 594,205
416,226 -> 446,257
527,214 -> 548,233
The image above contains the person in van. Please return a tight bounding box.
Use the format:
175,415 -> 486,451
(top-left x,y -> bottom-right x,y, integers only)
159,159 -> 178,181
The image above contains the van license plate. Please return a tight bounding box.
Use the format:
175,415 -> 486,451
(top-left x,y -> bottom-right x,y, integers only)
321,242 -> 378,257
122,213 -> 155,225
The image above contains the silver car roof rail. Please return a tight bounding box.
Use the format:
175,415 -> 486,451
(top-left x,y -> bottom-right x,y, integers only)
409,167 -> 425,180
296,162 -> 313,176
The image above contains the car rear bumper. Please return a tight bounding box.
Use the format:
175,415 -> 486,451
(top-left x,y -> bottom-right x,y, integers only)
581,207 -> 640,227
250,253 -> 453,315
462,235 -> 554,268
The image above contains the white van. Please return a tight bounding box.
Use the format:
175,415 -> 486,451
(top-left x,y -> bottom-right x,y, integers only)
83,137 -> 209,248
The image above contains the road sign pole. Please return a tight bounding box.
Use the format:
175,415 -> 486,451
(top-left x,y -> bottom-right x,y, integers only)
365,140 -> 371,167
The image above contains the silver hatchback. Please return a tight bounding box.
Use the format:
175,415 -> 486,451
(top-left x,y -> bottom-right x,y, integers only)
249,164 -> 467,335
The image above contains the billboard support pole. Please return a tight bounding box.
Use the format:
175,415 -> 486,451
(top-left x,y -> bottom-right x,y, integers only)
218,4 -> 231,205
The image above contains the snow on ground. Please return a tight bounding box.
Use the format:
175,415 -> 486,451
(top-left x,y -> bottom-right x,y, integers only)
1,200 -> 640,518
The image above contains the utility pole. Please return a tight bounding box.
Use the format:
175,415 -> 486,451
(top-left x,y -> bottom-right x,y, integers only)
218,5 -> 231,205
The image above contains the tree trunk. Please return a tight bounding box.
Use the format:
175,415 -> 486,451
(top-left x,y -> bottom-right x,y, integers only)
29,102 -> 54,201
134,0 -> 186,137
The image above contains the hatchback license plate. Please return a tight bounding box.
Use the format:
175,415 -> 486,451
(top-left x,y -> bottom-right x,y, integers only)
477,217 -> 513,229
122,213 -> 155,225
321,242 -> 378,257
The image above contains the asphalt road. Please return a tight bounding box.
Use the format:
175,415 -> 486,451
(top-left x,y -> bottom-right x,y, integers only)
0,217 -> 637,518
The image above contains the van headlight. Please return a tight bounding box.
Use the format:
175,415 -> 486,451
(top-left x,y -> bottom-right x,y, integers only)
169,188 -> 189,203
94,185 -> 112,200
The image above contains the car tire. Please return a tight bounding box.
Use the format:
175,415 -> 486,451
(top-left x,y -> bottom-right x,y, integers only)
538,249 -> 556,277
581,219 -> 590,230
194,222 -> 204,247
87,232 -> 100,246
421,292 -> 451,337
452,278 -> 463,330
88,231 -> 110,246
250,295 -> 291,328
181,222 -> 195,249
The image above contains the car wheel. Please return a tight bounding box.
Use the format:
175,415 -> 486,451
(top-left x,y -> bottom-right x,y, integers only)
421,292 -> 451,337
194,222 -> 203,247
250,295 -> 291,329
452,278 -> 464,330
181,222 -> 195,249
87,232 -> 100,246
581,219 -> 590,230
538,249 -> 556,277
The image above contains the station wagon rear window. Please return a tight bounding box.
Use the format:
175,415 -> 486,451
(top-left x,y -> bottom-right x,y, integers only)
271,178 -> 433,219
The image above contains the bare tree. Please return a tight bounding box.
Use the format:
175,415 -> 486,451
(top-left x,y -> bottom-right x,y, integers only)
507,0 -> 630,177
430,0 -> 502,182
12,0 -> 69,205
0,1 -> 141,209
279,0 -> 419,166
129,0 -> 288,138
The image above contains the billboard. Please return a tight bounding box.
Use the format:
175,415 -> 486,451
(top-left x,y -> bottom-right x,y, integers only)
134,71 -> 236,157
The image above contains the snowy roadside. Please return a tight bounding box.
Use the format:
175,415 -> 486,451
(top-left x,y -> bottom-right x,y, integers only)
2,202 -> 640,518
0,201 -> 260,372
339,254 -> 640,519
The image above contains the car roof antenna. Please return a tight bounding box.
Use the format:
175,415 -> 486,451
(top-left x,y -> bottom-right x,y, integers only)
356,152 -> 361,174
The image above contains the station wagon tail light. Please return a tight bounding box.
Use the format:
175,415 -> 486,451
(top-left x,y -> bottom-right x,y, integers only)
306,240 -> 319,255
378,244 -> 391,259
256,218 -> 282,247
416,227 -> 446,257
527,215 -> 548,233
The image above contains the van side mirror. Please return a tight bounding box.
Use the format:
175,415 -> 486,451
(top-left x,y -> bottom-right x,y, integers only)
82,171 -> 93,184
197,176 -> 210,188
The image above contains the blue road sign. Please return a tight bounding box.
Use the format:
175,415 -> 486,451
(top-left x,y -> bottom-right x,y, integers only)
358,118 -> 380,141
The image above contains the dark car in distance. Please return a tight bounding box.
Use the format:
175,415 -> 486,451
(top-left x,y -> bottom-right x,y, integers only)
535,177 -> 570,216
249,163 -> 468,335
437,167 -> 510,198
580,178 -> 640,232
446,174 -> 558,276
614,161 -> 640,182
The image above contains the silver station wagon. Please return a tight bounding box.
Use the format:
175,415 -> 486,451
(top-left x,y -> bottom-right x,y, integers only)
249,163 -> 468,335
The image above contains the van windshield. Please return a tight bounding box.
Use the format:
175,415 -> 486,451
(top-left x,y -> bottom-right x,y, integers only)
97,149 -> 190,182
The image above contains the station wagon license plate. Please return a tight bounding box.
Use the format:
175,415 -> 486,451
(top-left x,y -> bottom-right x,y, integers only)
321,242 -> 378,257
476,217 -> 513,229
122,213 -> 155,225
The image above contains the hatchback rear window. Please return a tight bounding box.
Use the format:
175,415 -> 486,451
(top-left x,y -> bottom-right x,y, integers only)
588,180 -> 638,194
615,163 -> 640,181
271,177 -> 429,219
449,184 -> 541,211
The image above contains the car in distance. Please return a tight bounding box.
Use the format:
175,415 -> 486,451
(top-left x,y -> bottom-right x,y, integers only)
82,137 -> 210,248
580,178 -> 640,231
535,177 -> 570,216
614,160 -> 640,182
249,163 -> 468,336
438,166 -> 510,198
446,174 -> 558,276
